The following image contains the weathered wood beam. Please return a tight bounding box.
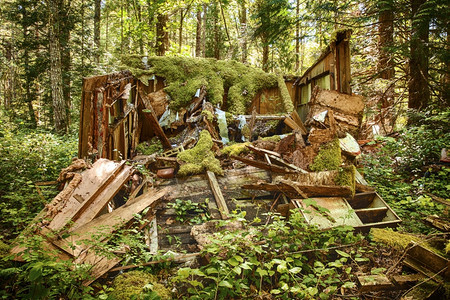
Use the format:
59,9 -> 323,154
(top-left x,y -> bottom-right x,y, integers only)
206,171 -> 229,219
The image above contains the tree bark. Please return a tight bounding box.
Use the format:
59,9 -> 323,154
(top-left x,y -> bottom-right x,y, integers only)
156,13 -> 169,56
94,0 -> 101,63
295,0 -> 299,71
408,0 -> 430,111
378,0 -> 395,79
262,41 -> 269,72
195,7 -> 202,57
239,0 -> 247,63
48,0 -> 68,133
213,4 -> 220,59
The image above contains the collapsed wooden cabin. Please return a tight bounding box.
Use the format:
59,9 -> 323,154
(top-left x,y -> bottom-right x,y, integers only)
12,30 -> 412,288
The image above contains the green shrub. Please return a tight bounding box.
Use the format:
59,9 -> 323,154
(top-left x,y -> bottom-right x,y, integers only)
0,121 -> 77,237
361,109 -> 449,233
171,211 -> 366,299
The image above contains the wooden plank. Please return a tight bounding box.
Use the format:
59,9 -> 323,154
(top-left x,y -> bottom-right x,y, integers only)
243,182 -> 352,198
354,207 -> 388,223
347,192 -> 376,209
284,116 -> 301,131
70,164 -> 133,230
357,274 -> 393,292
139,89 -> 172,150
48,159 -> 120,231
247,144 -> 281,158
51,188 -> 169,257
76,249 -> 122,286
231,155 -> 295,174
404,244 -> 450,281
206,171 -> 229,219
290,110 -> 307,135
391,273 -> 426,289
268,154 -> 308,173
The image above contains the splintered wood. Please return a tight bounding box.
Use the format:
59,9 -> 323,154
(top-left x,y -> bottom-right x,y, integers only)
11,159 -> 168,286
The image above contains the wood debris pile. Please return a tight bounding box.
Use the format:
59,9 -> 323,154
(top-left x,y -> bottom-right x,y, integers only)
12,86 -> 408,287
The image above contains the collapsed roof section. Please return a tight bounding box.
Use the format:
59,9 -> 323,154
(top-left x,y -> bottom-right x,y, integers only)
78,30 -> 356,161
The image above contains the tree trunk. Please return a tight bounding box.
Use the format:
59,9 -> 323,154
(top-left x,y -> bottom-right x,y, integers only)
24,47 -> 37,128
48,0 -> 68,133
195,7 -> 202,57
295,0 -> 299,71
156,13 -> 169,56
262,42 -> 269,72
239,0 -> 247,63
202,4 -> 207,57
378,0 -> 395,79
213,5 -> 220,59
178,9 -> 184,53
94,0 -> 101,63
408,0 -> 430,111
60,0 -> 71,125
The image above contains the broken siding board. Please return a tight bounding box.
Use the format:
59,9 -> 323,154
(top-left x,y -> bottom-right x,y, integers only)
47,159 -> 121,231
56,188 -> 168,257
70,165 -> 133,231
77,250 -> 122,286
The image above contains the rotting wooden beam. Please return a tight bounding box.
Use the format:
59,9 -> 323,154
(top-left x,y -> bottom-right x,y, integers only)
247,144 -> 281,158
206,171 -> 229,219
231,155 -> 296,174
268,154 -> 308,174
242,181 -> 352,198
290,110 -> 307,135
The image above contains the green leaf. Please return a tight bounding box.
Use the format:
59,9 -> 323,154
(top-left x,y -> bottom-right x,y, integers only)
256,267 -> 268,277
29,265 -> 42,281
289,267 -> 302,274
354,257 -> 369,262
342,282 -> 356,289
270,289 -> 281,295
233,266 -> 242,275
228,257 -> 239,266
335,249 -> 350,257
219,280 -> 233,288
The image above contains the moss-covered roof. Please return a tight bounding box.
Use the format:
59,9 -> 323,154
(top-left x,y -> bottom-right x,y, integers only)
121,56 -> 279,115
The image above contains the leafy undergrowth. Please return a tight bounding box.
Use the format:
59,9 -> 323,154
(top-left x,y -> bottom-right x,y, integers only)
361,109 -> 450,234
0,117 -> 77,238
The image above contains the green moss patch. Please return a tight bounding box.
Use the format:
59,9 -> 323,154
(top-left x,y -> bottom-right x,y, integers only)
201,110 -> 214,122
136,137 -> 163,155
177,130 -> 223,176
335,165 -> 356,196
121,56 -> 279,114
310,139 -> 342,171
221,142 -> 250,156
112,270 -> 171,300
370,228 -> 445,256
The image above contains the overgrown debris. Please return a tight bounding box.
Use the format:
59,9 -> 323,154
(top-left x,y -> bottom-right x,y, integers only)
15,52 -> 449,298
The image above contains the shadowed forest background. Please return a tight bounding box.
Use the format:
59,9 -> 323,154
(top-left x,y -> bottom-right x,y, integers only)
0,0 -> 449,299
